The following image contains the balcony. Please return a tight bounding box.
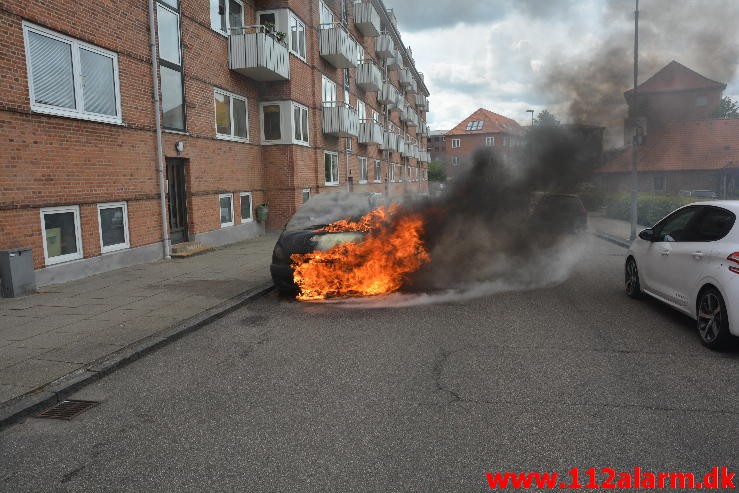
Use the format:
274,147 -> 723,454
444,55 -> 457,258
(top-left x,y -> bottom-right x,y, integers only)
398,134 -> 408,156
415,93 -> 428,111
407,78 -> 417,94
356,62 -> 382,92
415,121 -> 426,136
321,103 -> 359,137
387,50 -> 403,70
376,33 -> 395,59
406,108 -> 418,127
229,26 -> 290,81
380,131 -> 397,151
396,101 -> 408,119
319,24 -> 358,69
398,68 -> 412,89
377,82 -> 400,107
354,2 -> 380,37
358,119 -> 384,146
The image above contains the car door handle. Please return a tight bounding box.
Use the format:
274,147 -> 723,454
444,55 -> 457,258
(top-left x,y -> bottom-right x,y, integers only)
693,251 -> 704,259
660,249 -> 670,256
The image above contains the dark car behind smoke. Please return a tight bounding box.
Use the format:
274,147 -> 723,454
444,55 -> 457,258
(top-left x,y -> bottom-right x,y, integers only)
529,193 -> 588,234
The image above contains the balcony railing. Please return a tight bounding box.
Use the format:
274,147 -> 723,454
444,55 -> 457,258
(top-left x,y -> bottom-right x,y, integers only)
376,33 -> 395,58
396,101 -> 408,119
353,2 -> 380,37
358,119 -> 384,146
229,26 -> 290,81
387,49 -> 403,70
415,93 -> 428,111
319,23 -> 358,69
356,62 -> 382,92
377,82 -> 400,107
406,108 -> 418,127
398,67 -> 412,88
407,78 -> 417,94
321,102 -> 359,137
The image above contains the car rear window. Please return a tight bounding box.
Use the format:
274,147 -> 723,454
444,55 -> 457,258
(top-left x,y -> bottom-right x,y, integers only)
695,207 -> 736,241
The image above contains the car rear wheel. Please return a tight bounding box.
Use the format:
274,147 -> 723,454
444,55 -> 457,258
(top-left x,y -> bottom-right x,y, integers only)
696,287 -> 731,349
625,257 -> 642,299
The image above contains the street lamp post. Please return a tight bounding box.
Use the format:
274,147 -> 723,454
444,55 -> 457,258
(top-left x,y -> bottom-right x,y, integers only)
630,0 -> 640,241
526,109 -> 534,126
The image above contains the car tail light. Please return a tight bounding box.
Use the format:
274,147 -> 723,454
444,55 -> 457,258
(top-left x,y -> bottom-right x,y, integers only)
728,252 -> 739,274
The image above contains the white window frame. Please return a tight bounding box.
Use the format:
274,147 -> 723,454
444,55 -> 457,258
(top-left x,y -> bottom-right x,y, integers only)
219,193 -> 234,227
293,102 -> 309,145
23,22 -> 122,124
40,205 -> 83,265
374,159 -> 382,183
288,12 -> 306,61
486,136 -> 494,146
214,88 -> 249,142
239,192 -> 253,223
325,151 -> 339,185
97,202 -> 130,253
210,0 -> 244,36
452,156 -> 460,166
389,163 -> 396,182
359,157 -> 368,183
451,138 -> 460,148
320,0 -> 334,27
322,75 -> 337,105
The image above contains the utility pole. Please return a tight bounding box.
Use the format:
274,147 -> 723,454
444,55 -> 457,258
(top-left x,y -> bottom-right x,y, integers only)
630,0 -> 639,241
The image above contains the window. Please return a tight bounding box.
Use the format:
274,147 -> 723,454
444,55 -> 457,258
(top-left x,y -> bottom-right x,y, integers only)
695,207 -> 736,242
486,136 -> 495,146
97,202 -> 130,253
293,103 -> 309,144
452,156 -> 460,166
210,0 -> 243,35
262,104 -> 281,141
389,163 -> 396,182
214,89 -> 248,141
41,206 -> 83,265
302,188 -> 311,203
157,1 -> 185,130
289,13 -> 306,59
322,75 -> 337,105
345,136 -> 352,152
653,175 -> 666,192
374,160 -> 382,182
695,95 -> 708,107
23,23 -> 121,124
653,206 -> 702,242
219,193 -> 234,227
325,151 -> 339,185
240,192 -> 252,222
356,100 -> 366,121
359,157 -> 368,183
356,43 -> 364,67
466,120 -> 483,131
451,138 -> 460,148
320,1 -> 334,27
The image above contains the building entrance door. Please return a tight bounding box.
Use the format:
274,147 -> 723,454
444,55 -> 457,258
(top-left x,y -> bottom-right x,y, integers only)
166,158 -> 188,245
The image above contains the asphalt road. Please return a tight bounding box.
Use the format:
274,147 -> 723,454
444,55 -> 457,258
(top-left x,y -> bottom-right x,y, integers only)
1,236 -> 737,492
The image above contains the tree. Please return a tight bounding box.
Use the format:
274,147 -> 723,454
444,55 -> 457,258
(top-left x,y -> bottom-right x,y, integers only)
712,96 -> 739,118
534,109 -> 560,126
427,160 -> 446,182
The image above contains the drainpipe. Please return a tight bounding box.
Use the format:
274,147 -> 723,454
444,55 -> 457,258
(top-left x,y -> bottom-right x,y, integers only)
148,0 -> 171,259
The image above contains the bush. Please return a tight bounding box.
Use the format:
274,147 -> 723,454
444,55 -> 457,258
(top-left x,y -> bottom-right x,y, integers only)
605,193 -> 697,226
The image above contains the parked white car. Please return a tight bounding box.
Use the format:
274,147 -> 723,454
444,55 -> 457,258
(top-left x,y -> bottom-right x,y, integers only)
625,201 -> 739,349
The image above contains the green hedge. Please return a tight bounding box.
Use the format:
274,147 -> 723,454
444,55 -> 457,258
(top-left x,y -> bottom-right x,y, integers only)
605,194 -> 697,226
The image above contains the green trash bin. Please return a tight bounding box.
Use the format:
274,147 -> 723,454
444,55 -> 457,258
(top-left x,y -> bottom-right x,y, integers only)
255,204 -> 269,223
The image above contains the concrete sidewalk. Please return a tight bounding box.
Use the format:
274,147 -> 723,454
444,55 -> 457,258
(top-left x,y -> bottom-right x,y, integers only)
588,213 -> 644,248
0,234 -> 277,426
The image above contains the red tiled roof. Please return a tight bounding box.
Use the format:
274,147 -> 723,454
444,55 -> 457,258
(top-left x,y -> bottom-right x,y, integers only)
447,108 -> 524,136
598,119 -> 739,173
625,61 -> 726,97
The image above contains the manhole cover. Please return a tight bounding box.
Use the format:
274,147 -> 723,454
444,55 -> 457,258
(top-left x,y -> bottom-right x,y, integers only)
36,400 -> 99,420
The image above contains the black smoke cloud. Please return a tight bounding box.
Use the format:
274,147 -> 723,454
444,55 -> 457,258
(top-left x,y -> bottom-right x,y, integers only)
538,0 -> 739,125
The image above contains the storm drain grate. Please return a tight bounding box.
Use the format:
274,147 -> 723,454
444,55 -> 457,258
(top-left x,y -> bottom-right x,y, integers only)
36,400 -> 99,420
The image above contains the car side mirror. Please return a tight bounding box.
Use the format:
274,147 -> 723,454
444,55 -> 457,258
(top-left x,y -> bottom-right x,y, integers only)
638,228 -> 657,242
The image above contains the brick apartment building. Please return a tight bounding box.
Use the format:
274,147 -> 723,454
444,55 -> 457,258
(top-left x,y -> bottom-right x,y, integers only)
433,108 -> 524,181
596,61 -> 739,198
0,0 -> 431,286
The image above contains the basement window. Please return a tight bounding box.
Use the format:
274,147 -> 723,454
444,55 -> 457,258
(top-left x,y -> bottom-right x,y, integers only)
219,193 -> 234,227
97,202 -> 130,253
240,192 -> 253,223
41,206 -> 83,265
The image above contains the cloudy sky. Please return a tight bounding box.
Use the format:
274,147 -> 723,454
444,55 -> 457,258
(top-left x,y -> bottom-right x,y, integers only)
382,0 -> 739,133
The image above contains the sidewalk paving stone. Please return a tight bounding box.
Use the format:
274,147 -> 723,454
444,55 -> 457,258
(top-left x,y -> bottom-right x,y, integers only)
0,233 -> 277,427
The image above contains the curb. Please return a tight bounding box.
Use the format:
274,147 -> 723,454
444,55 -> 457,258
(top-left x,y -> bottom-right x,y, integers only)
0,282 -> 274,431
593,231 -> 632,249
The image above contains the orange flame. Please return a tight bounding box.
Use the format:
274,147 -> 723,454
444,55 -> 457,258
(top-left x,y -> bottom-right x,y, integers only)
291,205 -> 429,300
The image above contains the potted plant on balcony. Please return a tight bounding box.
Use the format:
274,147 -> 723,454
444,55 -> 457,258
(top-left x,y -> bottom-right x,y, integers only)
262,22 -> 287,43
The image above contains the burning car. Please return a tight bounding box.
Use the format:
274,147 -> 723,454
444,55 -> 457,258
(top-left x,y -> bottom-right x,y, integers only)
270,192 -> 429,299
